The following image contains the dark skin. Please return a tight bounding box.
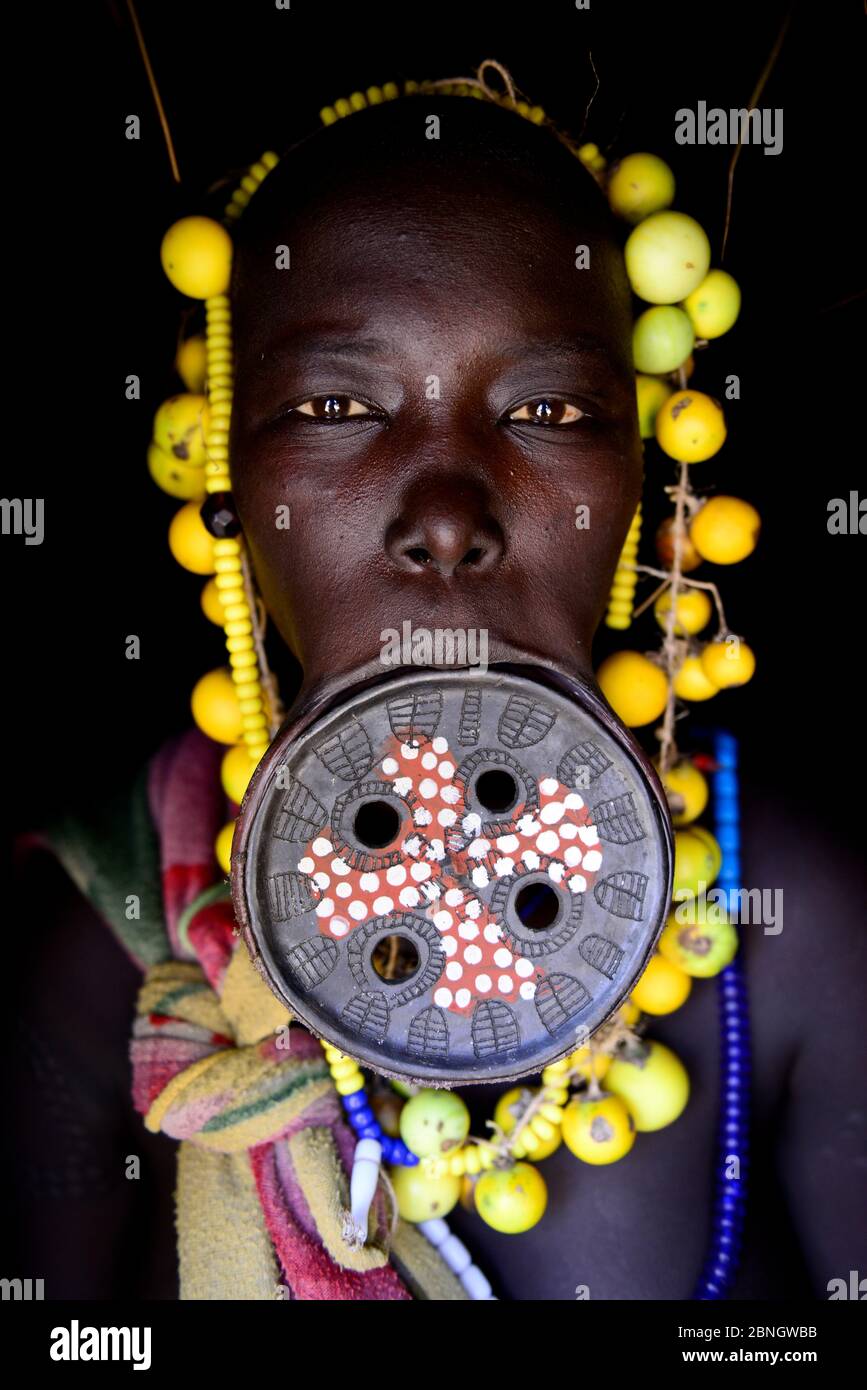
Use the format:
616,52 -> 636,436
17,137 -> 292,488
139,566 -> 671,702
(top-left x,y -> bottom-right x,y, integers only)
10,97 -> 864,1300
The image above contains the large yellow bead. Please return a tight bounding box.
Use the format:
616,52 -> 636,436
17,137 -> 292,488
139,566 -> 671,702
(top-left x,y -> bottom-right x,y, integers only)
653,587 -> 712,636
625,211 -> 711,304
191,668 -> 242,744
630,953 -> 692,1014
673,656 -> 719,702
635,373 -> 672,439
493,1088 -> 562,1160
654,756 -> 709,826
168,502 -> 216,575
683,269 -> 741,339
561,1095 -> 636,1164
147,442 -> 205,500
474,1162 -> 547,1234
175,335 -> 208,392
605,1040 -> 690,1132
597,651 -> 669,728
689,496 -> 761,565
608,152 -> 675,224
153,394 -> 208,468
390,1164 -> 461,1223
655,390 -> 727,463
221,743 -> 255,805
700,638 -> 756,689
161,216 -> 233,299
200,578 -> 225,625
215,820 -> 234,874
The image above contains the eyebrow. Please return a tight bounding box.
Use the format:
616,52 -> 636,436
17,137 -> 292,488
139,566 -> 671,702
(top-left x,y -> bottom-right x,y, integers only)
262,329 -> 614,367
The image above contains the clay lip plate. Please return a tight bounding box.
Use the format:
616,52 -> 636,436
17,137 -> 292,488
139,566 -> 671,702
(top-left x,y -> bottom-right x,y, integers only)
232,665 -> 673,1086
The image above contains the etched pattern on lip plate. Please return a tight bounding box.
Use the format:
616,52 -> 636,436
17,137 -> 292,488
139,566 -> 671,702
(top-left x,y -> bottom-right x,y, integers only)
232,667 -> 673,1085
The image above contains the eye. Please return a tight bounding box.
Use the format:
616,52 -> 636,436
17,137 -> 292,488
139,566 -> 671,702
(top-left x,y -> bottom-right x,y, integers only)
291,395 -> 373,421
508,398 -> 585,427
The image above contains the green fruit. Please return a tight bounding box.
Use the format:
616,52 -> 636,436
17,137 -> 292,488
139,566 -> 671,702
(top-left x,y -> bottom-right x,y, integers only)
625,211 -> 711,304
659,912 -> 739,978
391,1164 -> 461,1222
605,1040 -> 690,1132
608,153 -> 676,224
399,1087 -> 470,1158
633,306 -> 695,375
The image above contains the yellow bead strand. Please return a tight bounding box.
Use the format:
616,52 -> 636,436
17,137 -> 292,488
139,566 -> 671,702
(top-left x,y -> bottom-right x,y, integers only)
605,502 -> 642,630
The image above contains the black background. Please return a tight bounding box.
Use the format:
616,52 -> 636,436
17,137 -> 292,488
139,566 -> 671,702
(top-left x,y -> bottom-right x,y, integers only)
7,0 -> 864,837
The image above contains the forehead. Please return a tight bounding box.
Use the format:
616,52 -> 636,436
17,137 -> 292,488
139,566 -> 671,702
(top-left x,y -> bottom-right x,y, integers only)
232,101 -> 632,372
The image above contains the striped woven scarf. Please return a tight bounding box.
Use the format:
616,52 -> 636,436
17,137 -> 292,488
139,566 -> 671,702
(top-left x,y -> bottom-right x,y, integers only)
45,727 -> 467,1301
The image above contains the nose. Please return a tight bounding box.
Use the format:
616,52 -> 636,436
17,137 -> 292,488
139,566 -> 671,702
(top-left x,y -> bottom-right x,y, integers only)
385,479 -> 505,578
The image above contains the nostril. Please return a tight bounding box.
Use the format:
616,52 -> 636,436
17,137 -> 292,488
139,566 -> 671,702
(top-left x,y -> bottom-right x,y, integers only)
405,546 -> 432,567
460,547 -> 485,567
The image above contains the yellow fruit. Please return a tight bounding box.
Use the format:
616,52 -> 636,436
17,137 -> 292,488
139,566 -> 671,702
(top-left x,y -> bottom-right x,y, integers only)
191,668 -> 243,744
633,305 -> 695,375
561,1095 -> 636,1164
689,496 -> 760,565
597,651 -> 668,728
636,374 -> 673,438
215,820 -> 234,874
153,394 -> 208,467
683,269 -> 741,339
147,442 -> 206,500
567,1047 -> 611,1085
168,501 -> 217,575
494,1088 -> 561,1159
175,335 -> 208,393
608,153 -> 675,223
673,656 -> 719,702
605,1040 -> 689,1132
655,757 -> 709,826
625,211 -> 711,304
655,516 -> 702,572
201,577 -> 225,625
653,587 -> 712,636
701,639 -> 756,688
161,216 -> 233,299
688,826 -> 723,882
630,953 -> 692,1014
474,1162 -> 547,1234
221,743 -> 255,805
659,910 -> 738,978
674,827 -> 721,897
618,999 -> 641,1027
655,390 -> 727,463
391,1164 -> 461,1222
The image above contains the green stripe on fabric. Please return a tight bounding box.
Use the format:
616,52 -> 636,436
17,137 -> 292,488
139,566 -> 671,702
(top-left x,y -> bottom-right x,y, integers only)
177,879 -> 232,956
152,982 -> 212,1015
40,763 -> 169,967
200,1063 -> 330,1133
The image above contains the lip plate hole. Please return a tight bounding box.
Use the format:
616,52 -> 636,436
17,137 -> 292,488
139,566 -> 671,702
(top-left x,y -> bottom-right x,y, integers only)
514,880 -> 562,932
473,767 -> 519,814
371,933 -> 422,984
353,799 -> 402,849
